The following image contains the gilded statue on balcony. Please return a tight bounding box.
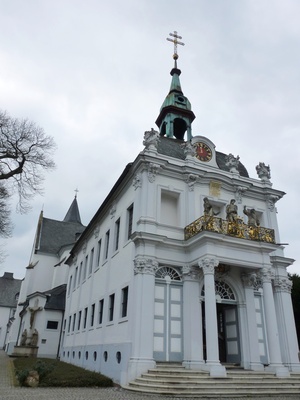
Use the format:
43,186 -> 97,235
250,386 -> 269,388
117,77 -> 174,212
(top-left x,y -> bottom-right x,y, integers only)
226,199 -> 238,222
243,206 -> 260,227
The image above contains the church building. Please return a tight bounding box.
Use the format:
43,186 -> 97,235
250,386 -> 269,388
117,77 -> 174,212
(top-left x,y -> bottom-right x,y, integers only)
8,33 -> 300,386
60,35 -> 300,384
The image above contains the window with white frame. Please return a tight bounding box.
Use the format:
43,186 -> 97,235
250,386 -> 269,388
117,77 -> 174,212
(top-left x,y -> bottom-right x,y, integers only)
104,230 -> 110,260
99,299 -> 104,324
127,204 -> 134,239
114,218 -> 120,251
96,239 -> 101,268
121,286 -> 129,318
90,303 -> 95,327
108,294 -> 115,322
89,248 -> 94,275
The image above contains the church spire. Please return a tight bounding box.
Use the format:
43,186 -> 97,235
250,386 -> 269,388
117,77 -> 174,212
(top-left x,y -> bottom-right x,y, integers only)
63,193 -> 82,224
155,31 -> 195,141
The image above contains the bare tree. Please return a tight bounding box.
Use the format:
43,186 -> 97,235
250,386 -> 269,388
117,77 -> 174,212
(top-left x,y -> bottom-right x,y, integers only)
0,110 -> 56,237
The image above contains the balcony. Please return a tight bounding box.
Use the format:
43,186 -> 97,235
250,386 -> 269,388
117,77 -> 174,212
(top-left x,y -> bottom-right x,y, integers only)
184,216 -> 275,244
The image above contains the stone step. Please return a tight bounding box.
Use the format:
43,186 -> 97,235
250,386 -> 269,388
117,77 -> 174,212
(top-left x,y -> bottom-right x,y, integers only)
126,366 -> 300,397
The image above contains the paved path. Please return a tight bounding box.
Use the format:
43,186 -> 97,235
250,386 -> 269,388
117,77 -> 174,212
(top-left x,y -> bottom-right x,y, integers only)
0,351 -> 299,400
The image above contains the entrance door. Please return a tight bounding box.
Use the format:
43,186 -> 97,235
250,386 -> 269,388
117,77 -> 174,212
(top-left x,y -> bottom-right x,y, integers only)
223,305 -> 240,364
153,279 -> 183,362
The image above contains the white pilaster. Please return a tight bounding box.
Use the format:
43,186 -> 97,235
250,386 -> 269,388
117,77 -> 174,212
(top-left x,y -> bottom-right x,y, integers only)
182,266 -> 204,369
127,257 -> 157,382
241,273 -> 264,371
198,257 -> 226,377
261,268 -> 290,377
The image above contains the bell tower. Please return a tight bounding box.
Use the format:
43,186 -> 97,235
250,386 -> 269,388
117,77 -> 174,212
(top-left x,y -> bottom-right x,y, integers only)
155,31 -> 195,141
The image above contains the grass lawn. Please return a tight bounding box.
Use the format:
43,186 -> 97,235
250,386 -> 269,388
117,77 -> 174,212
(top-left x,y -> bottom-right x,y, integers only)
13,357 -> 114,387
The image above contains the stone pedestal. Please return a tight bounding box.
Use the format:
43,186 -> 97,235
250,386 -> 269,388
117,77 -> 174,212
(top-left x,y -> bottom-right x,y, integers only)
11,345 -> 38,358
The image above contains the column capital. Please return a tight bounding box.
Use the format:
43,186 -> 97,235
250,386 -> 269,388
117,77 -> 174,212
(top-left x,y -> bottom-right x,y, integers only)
242,272 -> 257,288
182,265 -> 201,281
198,257 -> 219,275
274,277 -> 292,294
261,267 -> 274,284
134,257 -> 159,275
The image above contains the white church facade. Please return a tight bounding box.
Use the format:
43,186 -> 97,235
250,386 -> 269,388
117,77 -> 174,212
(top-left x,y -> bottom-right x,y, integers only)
7,39 -> 300,385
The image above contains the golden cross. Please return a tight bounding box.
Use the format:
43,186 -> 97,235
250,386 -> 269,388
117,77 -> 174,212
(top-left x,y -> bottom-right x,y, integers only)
166,31 -> 185,60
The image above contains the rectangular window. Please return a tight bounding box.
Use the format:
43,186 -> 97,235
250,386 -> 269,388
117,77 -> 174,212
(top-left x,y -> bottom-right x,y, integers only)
46,320 -> 59,330
78,262 -> 82,286
127,204 -> 134,239
114,218 -> 120,251
108,294 -> 115,322
74,267 -> 78,289
68,276 -> 73,295
83,255 -> 88,281
83,307 -> 88,329
68,316 -> 71,333
78,310 -> 82,330
90,303 -> 95,327
96,239 -> 102,267
121,286 -> 129,318
99,299 -> 104,324
104,230 -> 110,259
89,248 -> 94,275
72,313 -> 76,332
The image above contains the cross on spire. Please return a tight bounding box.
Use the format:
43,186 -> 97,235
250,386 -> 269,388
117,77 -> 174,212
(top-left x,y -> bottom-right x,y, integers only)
74,188 -> 79,198
166,31 -> 185,64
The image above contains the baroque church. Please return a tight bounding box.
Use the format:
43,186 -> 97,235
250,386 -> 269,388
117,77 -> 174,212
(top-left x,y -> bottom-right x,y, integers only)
6,34 -> 300,385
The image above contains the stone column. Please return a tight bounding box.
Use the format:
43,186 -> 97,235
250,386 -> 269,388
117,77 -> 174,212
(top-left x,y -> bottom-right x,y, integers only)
241,272 -> 264,371
182,266 -> 204,369
127,257 -> 157,383
198,257 -> 226,377
273,276 -> 300,372
261,268 -> 289,377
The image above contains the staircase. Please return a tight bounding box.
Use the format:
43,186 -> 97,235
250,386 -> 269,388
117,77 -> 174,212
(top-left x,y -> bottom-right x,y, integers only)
125,364 -> 300,398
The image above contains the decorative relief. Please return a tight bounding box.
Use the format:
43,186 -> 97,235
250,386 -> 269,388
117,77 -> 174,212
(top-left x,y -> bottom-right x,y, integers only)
225,153 -> 240,173
133,173 -> 142,190
147,163 -> 160,183
242,272 -> 257,288
134,257 -> 159,275
198,257 -> 219,275
143,128 -> 160,150
274,277 -> 292,293
260,268 -> 274,284
82,240 -> 87,254
94,224 -> 100,238
215,264 -> 230,280
185,174 -> 197,191
184,215 -> 275,244
209,181 -> 221,197
181,265 -> 201,281
234,186 -> 247,204
110,202 -> 116,218
181,141 -> 196,158
266,194 -> 280,211
256,162 -> 271,182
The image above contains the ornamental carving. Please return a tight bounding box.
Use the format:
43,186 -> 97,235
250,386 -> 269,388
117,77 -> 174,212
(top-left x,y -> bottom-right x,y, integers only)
94,225 -> 100,238
184,215 -> 275,244
82,240 -> 87,254
256,162 -> 271,181
143,128 -> 160,150
234,186 -> 247,204
110,202 -> 116,218
181,141 -> 196,158
260,268 -> 274,284
242,272 -> 257,288
198,257 -> 219,275
274,277 -> 292,294
148,163 -> 160,183
133,173 -> 142,190
185,174 -> 197,191
181,265 -> 201,281
225,153 -> 240,173
134,257 -> 159,275
266,195 -> 280,211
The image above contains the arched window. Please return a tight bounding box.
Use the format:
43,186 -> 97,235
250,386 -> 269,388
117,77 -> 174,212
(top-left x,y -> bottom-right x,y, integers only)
202,280 -> 236,301
155,266 -> 181,281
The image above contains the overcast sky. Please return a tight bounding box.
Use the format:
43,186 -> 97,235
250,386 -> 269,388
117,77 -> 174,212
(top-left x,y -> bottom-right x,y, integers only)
0,0 -> 299,279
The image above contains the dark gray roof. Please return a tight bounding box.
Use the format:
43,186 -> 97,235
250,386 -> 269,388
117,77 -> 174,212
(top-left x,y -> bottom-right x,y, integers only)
38,218 -> 85,255
0,272 -> 22,308
63,196 -> 82,224
157,136 -> 249,178
44,284 -> 66,311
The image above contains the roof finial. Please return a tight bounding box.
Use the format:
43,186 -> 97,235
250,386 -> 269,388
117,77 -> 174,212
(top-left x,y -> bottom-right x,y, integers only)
166,31 -> 185,68
74,188 -> 79,199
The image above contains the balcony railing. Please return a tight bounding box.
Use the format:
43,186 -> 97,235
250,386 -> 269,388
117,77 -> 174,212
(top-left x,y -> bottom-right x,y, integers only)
184,215 -> 275,244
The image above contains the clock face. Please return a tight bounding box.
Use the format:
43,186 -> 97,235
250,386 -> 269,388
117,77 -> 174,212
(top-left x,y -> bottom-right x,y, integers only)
195,142 -> 212,162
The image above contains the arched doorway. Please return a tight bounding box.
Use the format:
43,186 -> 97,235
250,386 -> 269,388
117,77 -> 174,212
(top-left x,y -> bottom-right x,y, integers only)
153,267 -> 183,362
202,280 -> 241,364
